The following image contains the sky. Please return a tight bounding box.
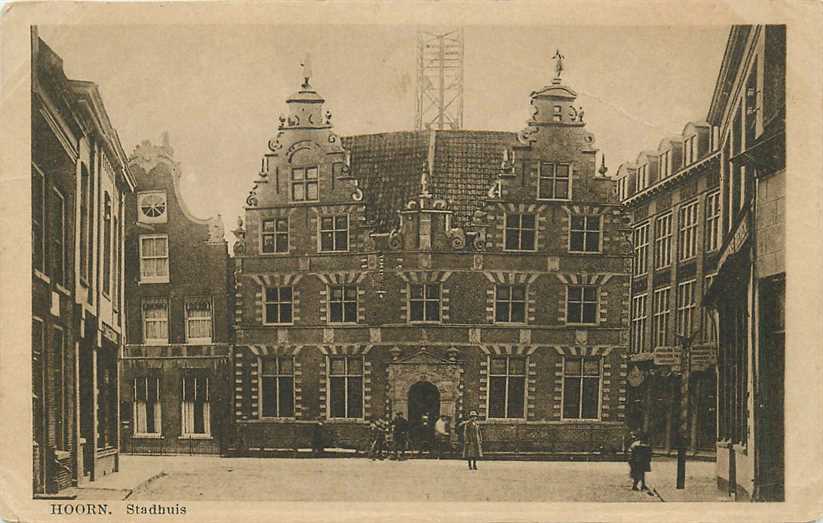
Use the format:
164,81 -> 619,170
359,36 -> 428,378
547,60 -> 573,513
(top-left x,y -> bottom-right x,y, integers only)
38,25 -> 729,236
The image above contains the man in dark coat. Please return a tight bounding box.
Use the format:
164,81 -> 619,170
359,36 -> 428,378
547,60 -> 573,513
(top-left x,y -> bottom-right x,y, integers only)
392,411 -> 409,460
459,410 -> 483,470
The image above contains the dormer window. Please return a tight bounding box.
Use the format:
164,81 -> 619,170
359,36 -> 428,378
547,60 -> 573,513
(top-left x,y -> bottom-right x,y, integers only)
683,135 -> 697,166
138,191 -> 167,224
291,166 -> 319,202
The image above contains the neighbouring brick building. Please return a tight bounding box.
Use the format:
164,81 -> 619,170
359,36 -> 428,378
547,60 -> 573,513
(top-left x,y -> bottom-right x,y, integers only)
121,136 -> 233,455
704,24 -> 785,502
230,59 -> 632,454
32,29 -> 134,495
615,122 -> 722,455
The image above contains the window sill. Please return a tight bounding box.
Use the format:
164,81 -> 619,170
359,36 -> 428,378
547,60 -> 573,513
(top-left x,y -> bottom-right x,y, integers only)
54,450 -> 71,460
262,323 -> 294,327
559,418 -> 603,423
325,418 -> 367,424
259,417 -> 297,422
132,433 -> 163,439
144,340 -> 169,346
178,435 -> 213,440
408,321 -> 443,325
187,339 -> 213,345
492,322 -> 528,327
327,322 -> 359,327
568,251 -> 603,255
139,279 -> 170,285
55,283 -> 71,296
318,250 -> 351,255
259,252 -> 291,256
33,270 -> 50,284
565,323 -> 599,328
483,418 -> 528,424
503,249 -> 539,254
536,197 -> 572,202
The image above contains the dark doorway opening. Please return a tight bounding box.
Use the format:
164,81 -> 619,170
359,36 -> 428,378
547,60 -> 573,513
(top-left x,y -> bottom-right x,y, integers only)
407,381 -> 440,425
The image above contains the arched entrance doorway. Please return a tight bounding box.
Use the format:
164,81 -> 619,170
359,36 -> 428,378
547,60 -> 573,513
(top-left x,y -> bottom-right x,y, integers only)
407,381 -> 440,425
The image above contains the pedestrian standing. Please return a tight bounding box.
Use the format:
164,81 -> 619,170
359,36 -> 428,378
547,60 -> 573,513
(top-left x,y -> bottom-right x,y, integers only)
433,415 -> 450,459
459,410 -> 483,470
312,417 -> 326,457
628,431 -> 652,491
369,417 -> 386,460
392,411 -> 409,460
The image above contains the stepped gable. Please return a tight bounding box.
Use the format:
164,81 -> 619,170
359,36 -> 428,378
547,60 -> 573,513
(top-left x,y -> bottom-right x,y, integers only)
342,130 -> 517,233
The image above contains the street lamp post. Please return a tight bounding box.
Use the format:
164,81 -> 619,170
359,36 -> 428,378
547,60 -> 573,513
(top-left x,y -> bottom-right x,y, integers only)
675,329 -> 700,489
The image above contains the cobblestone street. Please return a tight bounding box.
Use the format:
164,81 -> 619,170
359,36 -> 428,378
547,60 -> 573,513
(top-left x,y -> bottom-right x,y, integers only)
78,455 -> 729,503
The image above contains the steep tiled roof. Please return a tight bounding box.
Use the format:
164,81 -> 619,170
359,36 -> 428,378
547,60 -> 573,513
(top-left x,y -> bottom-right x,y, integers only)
342,130 -> 517,232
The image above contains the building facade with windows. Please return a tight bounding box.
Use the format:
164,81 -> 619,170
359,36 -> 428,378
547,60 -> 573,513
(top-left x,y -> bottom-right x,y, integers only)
32,30 -> 135,495
616,118 -> 721,455
230,64 -> 631,454
703,24 -> 785,502
121,136 -> 233,455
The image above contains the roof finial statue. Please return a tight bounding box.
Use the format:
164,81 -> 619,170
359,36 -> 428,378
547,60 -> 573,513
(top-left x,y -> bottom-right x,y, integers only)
300,53 -> 312,88
599,154 -> 608,177
553,49 -> 564,80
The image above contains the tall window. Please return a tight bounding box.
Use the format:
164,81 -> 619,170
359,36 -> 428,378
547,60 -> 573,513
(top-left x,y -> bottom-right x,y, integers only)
504,213 -> 536,251
495,284 -> 526,323
49,187 -> 66,286
488,356 -> 526,418
79,164 -> 90,282
636,164 -> 648,192
139,235 -> 169,283
142,297 -> 169,344
262,217 -> 289,253
678,200 -> 699,261
181,375 -> 210,436
659,150 -> 670,179
632,294 -> 648,353
652,287 -> 671,347
654,213 -> 673,269
409,283 -> 441,322
319,215 -> 349,252
563,357 -> 601,420
538,163 -> 570,200
261,356 -> 294,418
705,191 -> 721,252
185,299 -> 213,343
329,285 -> 357,323
676,280 -> 696,338
566,286 -> 598,325
32,166 -> 45,273
133,376 -> 161,435
569,215 -> 601,253
684,135 -> 697,165
328,356 -> 363,419
291,166 -> 319,202
103,193 -> 112,295
633,222 -> 649,276
702,274 -> 718,343
264,287 -> 293,325
114,210 -> 121,307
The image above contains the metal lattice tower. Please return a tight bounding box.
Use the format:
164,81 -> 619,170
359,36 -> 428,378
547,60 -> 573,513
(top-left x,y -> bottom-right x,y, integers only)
415,28 -> 464,130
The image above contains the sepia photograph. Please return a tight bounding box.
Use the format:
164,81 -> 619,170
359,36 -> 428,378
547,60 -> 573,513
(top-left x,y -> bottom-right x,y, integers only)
4,2 -> 818,521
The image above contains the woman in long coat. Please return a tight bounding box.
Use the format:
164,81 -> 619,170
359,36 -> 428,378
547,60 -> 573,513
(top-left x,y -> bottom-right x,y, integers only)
628,431 -> 652,491
460,410 -> 483,470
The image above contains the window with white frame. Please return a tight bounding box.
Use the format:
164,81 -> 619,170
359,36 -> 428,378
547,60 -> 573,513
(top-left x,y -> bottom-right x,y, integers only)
142,297 -> 169,344
705,191 -> 721,252
538,163 -> 570,200
50,186 -> 66,286
32,165 -> 45,273
139,235 -> 169,283
133,376 -> 161,436
566,286 -> 598,325
328,356 -> 363,419
488,356 -> 526,419
653,213 -> 673,269
79,164 -> 92,282
633,222 -> 649,276
652,287 -> 671,347
409,283 -> 441,322
185,299 -> 213,343
264,286 -> 293,325
291,166 -> 319,202
684,135 -> 697,165
504,213 -> 536,251
636,164 -> 648,192
569,215 -> 601,253
562,356 -> 601,420
329,285 -> 357,323
494,284 -> 526,323
261,217 -> 289,254
678,200 -> 699,261
632,294 -> 648,353
181,375 -> 210,436
319,215 -> 349,252
676,280 -> 696,338
261,356 -> 294,418
137,191 -> 167,224
659,150 -> 670,179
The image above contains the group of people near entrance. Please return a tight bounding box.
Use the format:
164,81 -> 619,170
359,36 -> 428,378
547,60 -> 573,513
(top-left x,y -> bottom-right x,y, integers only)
368,410 -> 484,470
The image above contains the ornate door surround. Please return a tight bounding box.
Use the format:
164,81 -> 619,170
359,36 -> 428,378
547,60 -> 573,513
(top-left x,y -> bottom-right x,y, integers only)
386,347 -> 462,419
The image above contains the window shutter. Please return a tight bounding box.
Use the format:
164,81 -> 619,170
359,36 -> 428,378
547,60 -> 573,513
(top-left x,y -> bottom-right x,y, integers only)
147,376 -> 159,402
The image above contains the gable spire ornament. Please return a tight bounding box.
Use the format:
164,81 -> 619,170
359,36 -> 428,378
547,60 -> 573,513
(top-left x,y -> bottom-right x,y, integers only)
553,49 -> 565,81
300,53 -> 312,88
